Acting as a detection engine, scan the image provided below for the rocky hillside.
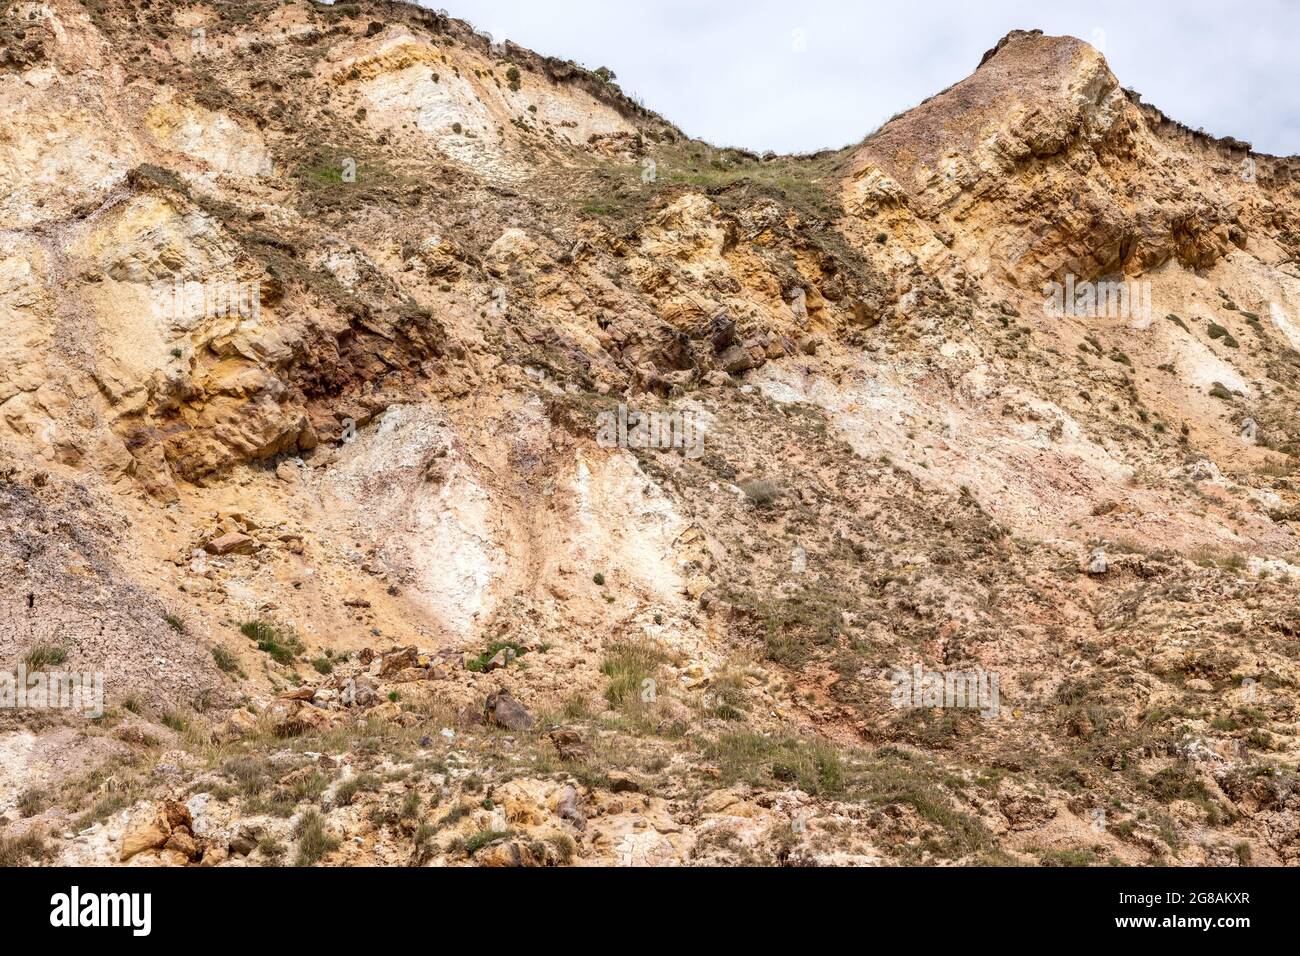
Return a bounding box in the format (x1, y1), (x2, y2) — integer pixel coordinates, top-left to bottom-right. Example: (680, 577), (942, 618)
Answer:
(2, 1), (1300, 868)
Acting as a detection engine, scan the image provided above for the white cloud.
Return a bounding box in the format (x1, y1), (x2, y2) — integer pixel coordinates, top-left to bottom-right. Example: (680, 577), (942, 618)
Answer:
(422, 0), (1299, 156)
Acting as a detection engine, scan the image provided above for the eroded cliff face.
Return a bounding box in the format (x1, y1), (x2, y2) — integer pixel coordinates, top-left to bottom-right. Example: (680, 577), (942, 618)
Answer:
(2, 4), (1300, 868)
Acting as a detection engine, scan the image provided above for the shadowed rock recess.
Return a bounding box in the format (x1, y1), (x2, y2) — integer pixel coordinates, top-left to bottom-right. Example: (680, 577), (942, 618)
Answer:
(1, 2), (1299, 868)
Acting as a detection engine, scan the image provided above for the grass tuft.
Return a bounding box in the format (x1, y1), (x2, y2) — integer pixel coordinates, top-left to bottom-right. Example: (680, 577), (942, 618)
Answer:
(293, 809), (340, 867)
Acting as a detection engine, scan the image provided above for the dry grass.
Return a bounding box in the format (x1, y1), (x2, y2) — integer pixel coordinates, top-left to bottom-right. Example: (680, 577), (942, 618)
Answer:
(600, 640), (670, 711)
(293, 809), (340, 866)
(22, 644), (66, 672)
(0, 830), (50, 866)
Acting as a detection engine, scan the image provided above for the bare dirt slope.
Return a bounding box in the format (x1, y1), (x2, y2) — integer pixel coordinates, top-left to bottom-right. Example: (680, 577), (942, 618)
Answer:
(2, 4), (1299, 868)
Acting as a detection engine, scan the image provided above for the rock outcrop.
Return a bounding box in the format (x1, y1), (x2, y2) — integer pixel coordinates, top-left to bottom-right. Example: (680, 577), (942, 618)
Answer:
(3, 2), (1299, 869)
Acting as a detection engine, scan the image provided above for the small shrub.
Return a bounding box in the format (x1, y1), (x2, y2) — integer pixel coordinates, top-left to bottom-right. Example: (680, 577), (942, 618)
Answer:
(223, 755), (277, 797)
(600, 640), (667, 709)
(294, 809), (340, 866)
(465, 641), (525, 673)
(1207, 323), (1239, 348)
(16, 789), (46, 818)
(740, 479), (782, 508)
(1147, 766), (1228, 824)
(1035, 847), (1100, 867)
(334, 773), (380, 807)
(1220, 552), (1247, 572)
(414, 822), (438, 864)
(703, 669), (749, 720)
(0, 831), (49, 866)
(706, 732), (845, 797)
(240, 621), (304, 666)
(548, 833), (576, 864)
(239, 620), (272, 641)
(462, 828), (512, 855)
(23, 644), (66, 672)
(212, 646), (241, 674)
(75, 792), (132, 831)
(1209, 383), (1235, 401)
(562, 693), (590, 720)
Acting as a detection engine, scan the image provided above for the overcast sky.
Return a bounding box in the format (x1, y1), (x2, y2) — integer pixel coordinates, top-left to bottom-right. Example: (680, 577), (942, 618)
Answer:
(421, 0), (1300, 157)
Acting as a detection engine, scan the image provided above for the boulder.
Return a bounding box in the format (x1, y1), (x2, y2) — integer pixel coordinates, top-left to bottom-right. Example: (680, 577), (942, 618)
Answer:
(607, 770), (642, 794)
(996, 780), (1058, 831)
(475, 839), (535, 867)
(484, 647), (515, 672)
(265, 698), (334, 737)
(120, 814), (169, 862)
(388, 667), (427, 684)
(228, 825), (263, 857)
(163, 828), (199, 860)
(379, 646), (420, 678)
(554, 785), (587, 831)
(204, 532), (257, 556)
(213, 708), (258, 742)
(350, 678), (380, 708)
(484, 690), (534, 730)
(161, 801), (192, 831)
(120, 800), (193, 862)
(367, 701), (403, 723)
(717, 342), (765, 375)
(707, 313), (736, 352)
(200, 844), (229, 867)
